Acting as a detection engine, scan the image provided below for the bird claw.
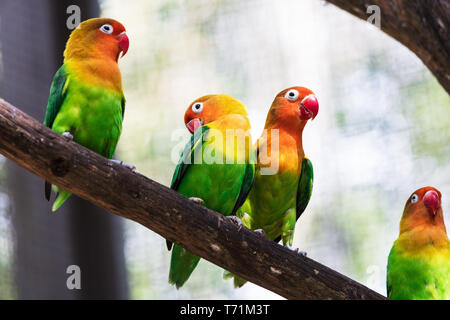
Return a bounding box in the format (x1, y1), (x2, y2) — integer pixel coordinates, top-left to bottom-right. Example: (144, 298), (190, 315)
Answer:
(284, 243), (295, 250)
(122, 163), (136, 172)
(62, 132), (73, 140)
(284, 244), (307, 256)
(110, 159), (136, 172)
(228, 216), (243, 231)
(254, 229), (265, 237)
(189, 197), (204, 205)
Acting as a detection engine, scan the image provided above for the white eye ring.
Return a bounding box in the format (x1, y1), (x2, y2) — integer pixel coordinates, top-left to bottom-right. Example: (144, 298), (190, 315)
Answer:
(411, 194), (419, 203)
(285, 89), (299, 102)
(100, 24), (114, 34)
(192, 102), (203, 114)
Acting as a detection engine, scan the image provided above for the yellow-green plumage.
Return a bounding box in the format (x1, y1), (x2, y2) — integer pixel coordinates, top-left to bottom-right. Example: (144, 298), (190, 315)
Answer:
(246, 158), (313, 244)
(386, 187), (450, 300)
(168, 96), (254, 288)
(43, 18), (127, 212)
(44, 62), (124, 211)
(225, 158), (313, 288)
(387, 240), (449, 299)
(46, 64), (124, 158)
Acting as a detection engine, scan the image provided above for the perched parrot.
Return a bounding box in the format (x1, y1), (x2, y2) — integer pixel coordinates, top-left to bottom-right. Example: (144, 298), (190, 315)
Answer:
(43, 18), (130, 211)
(224, 86), (319, 287)
(387, 187), (449, 300)
(167, 94), (255, 288)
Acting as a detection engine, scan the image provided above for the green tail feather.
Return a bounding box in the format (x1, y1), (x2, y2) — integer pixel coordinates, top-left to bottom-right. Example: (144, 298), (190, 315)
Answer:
(233, 276), (247, 288)
(168, 244), (201, 289)
(52, 189), (72, 212)
(223, 270), (247, 288)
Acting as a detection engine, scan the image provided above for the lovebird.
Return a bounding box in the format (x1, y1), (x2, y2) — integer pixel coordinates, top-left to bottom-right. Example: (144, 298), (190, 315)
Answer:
(167, 94), (255, 288)
(224, 86), (319, 287)
(43, 18), (130, 211)
(387, 187), (449, 300)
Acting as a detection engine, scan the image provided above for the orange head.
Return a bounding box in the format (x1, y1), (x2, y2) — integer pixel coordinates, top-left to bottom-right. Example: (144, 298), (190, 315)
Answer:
(184, 95), (248, 134)
(399, 186), (446, 235)
(64, 18), (129, 62)
(265, 86), (319, 129)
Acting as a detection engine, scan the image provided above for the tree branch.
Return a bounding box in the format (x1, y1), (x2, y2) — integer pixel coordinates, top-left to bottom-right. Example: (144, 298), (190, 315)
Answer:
(324, 0), (450, 94)
(0, 98), (386, 300)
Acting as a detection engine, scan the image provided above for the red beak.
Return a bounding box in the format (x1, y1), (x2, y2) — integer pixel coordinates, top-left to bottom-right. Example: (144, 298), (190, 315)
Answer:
(117, 32), (129, 57)
(186, 118), (203, 134)
(299, 94), (319, 121)
(423, 190), (440, 216)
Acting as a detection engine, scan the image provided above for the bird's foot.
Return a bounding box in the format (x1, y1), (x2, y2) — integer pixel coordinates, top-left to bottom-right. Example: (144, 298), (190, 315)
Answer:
(284, 244), (307, 256)
(110, 159), (136, 172)
(189, 197), (204, 205)
(254, 229), (266, 237)
(228, 216), (243, 231)
(62, 132), (73, 140)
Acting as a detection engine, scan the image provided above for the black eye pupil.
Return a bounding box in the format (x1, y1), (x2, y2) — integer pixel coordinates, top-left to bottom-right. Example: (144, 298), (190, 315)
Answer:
(289, 92), (294, 96)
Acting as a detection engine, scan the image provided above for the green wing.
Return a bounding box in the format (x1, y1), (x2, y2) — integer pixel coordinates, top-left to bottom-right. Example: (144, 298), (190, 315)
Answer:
(43, 65), (69, 129)
(231, 152), (255, 216)
(295, 157), (314, 220)
(44, 65), (69, 201)
(166, 126), (209, 250)
(170, 126), (209, 190)
(273, 157), (313, 244)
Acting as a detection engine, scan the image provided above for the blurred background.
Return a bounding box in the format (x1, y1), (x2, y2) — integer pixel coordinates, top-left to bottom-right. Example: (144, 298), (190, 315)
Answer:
(0, 0), (448, 299)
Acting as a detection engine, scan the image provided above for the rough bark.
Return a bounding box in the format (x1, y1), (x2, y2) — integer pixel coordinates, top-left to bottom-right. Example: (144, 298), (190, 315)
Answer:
(325, 0), (450, 94)
(0, 99), (386, 300)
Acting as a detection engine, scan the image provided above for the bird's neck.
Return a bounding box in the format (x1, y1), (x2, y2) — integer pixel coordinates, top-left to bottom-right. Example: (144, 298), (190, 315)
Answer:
(264, 121), (306, 159)
(256, 123), (306, 174)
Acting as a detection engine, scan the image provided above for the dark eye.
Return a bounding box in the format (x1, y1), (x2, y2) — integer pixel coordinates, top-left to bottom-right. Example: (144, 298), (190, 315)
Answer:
(411, 194), (419, 203)
(285, 89), (299, 101)
(192, 102), (203, 114)
(100, 24), (113, 34)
